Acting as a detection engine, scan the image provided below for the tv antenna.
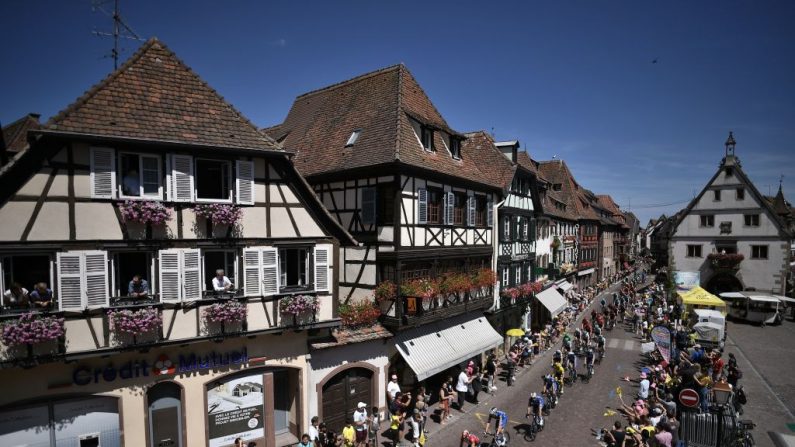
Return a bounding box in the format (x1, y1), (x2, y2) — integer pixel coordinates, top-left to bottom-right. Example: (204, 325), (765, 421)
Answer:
(92, 0), (144, 69)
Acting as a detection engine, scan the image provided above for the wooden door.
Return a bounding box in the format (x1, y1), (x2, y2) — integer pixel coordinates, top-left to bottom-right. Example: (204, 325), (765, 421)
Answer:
(322, 368), (373, 433)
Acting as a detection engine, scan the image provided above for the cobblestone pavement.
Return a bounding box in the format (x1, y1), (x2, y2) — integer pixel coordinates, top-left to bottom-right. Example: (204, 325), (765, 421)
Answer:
(424, 283), (638, 447)
(723, 314), (795, 446)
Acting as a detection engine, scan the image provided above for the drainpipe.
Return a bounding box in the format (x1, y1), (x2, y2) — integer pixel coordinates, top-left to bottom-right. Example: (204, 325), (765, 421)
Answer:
(490, 197), (506, 313)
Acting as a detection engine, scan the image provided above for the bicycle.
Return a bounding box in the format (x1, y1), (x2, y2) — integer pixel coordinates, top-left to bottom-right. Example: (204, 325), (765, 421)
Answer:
(732, 419), (755, 447)
(567, 366), (577, 384)
(520, 414), (543, 441)
(482, 430), (510, 447)
(582, 363), (594, 383)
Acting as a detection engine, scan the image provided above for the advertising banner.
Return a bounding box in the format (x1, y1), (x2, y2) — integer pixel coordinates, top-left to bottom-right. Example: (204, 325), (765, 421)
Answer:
(207, 374), (264, 447)
(651, 326), (672, 363)
(674, 271), (700, 291)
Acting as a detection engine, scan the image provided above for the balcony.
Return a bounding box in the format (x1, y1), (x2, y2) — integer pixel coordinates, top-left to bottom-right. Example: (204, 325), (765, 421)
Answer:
(707, 253), (744, 271)
(380, 287), (494, 329)
(578, 261), (596, 269)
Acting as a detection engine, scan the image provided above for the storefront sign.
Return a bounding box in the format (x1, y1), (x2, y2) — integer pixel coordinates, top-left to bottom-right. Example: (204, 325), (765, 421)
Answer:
(207, 373), (264, 447)
(73, 347), (248, 386)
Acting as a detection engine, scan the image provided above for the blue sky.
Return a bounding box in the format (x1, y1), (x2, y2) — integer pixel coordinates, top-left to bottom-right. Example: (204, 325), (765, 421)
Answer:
(2, 1), (794, 224)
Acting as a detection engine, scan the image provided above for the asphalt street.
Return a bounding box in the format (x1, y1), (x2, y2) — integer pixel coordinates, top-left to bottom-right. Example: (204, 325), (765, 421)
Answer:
(426, 283), (639, 447)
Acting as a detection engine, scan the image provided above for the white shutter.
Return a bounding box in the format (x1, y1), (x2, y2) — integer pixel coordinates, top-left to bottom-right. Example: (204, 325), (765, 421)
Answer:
(243, 248), (262, 297)
(361, 187), (376, 226)
(84, 251), (109, 308)
(236, 160), (255, 205)
(314, 246), (330, 292)
(417, 188), (428, 224)
(487, 197), (494, 227)
(57, 252), (84, 310)
(170, 154), (194, 202)
(90, 147), (116, 199)
(445, 192), (454, 225)
(261, 247), (279, 296)
(182, 249), (201, 301)
(467, 195), (476, 227)
(158, 250), (181, 303)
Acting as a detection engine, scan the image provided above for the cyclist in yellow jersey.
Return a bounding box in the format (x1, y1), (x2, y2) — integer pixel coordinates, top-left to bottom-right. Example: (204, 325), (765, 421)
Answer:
(552, 361), (565, 394)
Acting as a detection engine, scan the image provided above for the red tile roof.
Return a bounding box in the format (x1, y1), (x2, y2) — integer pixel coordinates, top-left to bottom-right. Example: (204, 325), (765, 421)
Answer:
(596, 194), (628, 228)
(269, 64), (504, 189)
(538, 160), (599, 221)
(43, 38), (280, 152)
(462, 131), (516, 191)
(2, 113), (40, 154)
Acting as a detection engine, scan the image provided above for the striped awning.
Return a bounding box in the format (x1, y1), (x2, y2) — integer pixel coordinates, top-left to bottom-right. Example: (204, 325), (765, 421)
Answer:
(394, 313), (502, 381)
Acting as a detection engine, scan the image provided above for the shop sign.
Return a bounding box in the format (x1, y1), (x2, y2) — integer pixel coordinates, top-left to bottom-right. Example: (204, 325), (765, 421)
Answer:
(207, 373), (265, 447)
(73, 347), (248, 386)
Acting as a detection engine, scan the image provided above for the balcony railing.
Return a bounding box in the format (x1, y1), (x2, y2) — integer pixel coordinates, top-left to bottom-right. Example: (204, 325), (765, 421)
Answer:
(381, 286), (493, 329)
(707, 253), (744, 271)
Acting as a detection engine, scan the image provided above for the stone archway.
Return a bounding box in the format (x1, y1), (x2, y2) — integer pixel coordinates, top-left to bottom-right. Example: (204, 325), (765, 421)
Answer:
(706, 273), (743, 295)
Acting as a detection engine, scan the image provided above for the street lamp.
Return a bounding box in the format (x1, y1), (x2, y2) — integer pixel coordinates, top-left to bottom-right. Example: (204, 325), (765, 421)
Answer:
(712, 381), (734, 447)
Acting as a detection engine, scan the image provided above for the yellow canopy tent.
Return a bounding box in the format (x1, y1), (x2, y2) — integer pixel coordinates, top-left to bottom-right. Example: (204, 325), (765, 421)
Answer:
(677, 287), (728, 315)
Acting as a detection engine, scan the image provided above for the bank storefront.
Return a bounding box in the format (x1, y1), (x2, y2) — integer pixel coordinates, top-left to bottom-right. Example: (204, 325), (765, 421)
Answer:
(0, 335), (308, 447)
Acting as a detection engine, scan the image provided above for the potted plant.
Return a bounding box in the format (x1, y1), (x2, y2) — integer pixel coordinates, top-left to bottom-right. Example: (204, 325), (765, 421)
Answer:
(193, 203), (243, 237)
(338, 301), (381, 329)
(117, 200), (172, 238)
(107, 307), (162, 345)
(202, 301), (248, 335)
(707, 252), (744, 269)
(279, 294), (319, 326)
(1, 312), (65, 358)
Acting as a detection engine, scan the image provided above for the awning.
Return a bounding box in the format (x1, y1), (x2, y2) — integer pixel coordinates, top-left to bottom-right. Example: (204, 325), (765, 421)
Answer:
(578, 268), (595, 276)
(555, 280), (573, 292)
(536, 287), (567, 317)
(394, 313), (503, 381)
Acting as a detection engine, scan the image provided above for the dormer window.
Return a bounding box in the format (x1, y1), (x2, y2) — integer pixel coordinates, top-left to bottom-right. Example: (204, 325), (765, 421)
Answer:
(552, 183), (562, 191)
(450, 138), (461, 159)
(345, 129), (361, 147)
(421, 126), (434, 151)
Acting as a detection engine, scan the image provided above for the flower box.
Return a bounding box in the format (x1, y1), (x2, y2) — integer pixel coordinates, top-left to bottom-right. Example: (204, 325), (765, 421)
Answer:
(202, 301), (247, 335)
(339, 301), (381, 329)
(279, 295), (319, 326)
(118, 201), (172, 226)
(1, 313), (65, 359)
(707, 253), (744, 269)
(193, 204), (242, 236)
(108, 307), (162, 345)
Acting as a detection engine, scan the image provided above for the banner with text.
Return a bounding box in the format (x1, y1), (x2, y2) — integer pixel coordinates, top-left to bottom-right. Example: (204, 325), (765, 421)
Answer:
(674, 271), (700, 291)
(207, 373), (264, 447)
(651, 326), (672, 363)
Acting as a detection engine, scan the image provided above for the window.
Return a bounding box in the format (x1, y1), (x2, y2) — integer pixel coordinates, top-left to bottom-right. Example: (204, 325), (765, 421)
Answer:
(502, 269), (509, 287)
(751, 245), (768, 259)
(515, 265), (522, 286)
(203, 251), (237, 292)
(453, 193), (466, 225)
(700, 215), (715, 227)
(1, 255), (51, 307)
(503, 216), (511, 240)
(119, 153), (162, 198)
(148, 382), (184, 447)
(377, 184), (395, 224)
(713, 190), (721, 201)
(158, 249), (201, 302)
(450, 138), (461, 159)
(57, 251), (109, 310)
(475, 196), (487, 226)
(420, 126), (434, 150)
(426, 189), (443, 224)
(361, 187), (377, 226)
(552, 183), (562, 191)
(345, 129), (361, 147)
(279, 248), (308, 289)
(744, 214), (760, 227)
(195, 159), (231, 201)
(687, 245), (701, 258)
(736, 188), (745, 200)
(112, 252), (152, 297)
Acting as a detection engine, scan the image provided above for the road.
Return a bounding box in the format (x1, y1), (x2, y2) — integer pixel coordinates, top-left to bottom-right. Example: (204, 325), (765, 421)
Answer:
(426, 283), (641, 446)
(723, 314), (795, 446)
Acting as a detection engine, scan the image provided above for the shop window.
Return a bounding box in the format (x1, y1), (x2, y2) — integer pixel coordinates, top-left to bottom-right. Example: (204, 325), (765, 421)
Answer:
(1, 254), (51, 307)
(279, 248), (308, 290)
(112, 252), (153, 297)
(148, 382), (184, 447)
(204, 250), (237, 292)
(195, 159), (232, 201)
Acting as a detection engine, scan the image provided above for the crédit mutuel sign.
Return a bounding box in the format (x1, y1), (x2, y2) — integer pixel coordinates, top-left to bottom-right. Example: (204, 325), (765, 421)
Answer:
(71, 347), (251, 386)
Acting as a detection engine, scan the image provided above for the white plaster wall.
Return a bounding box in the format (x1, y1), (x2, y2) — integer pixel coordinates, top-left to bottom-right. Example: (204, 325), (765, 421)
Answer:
(75, 203), (124, 240)
(0, 202), (35, 240)
(28, 202), (69, 240)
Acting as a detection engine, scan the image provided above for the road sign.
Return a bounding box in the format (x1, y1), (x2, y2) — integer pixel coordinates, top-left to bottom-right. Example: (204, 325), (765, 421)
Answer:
(679, 388), (700, 408)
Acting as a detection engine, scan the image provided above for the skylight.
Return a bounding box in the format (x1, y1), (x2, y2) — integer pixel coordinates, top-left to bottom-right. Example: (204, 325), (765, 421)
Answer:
(345, 130), (361, 147)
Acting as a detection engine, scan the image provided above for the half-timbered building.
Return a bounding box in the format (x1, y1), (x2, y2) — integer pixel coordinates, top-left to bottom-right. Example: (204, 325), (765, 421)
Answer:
(268, 64), (504, 390)
(0, 39), (358, 447)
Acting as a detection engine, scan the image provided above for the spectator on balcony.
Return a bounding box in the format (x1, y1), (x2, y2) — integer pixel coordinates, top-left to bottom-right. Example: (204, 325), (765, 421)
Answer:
(128, 274), (150, 298)
(3, 282), (30, 308)
(29, 282), (53, 309)
(212, 269), (235, 293)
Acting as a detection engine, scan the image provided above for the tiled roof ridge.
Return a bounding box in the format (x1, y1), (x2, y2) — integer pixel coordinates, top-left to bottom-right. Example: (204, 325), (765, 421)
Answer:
(295, 64), (403, 100)
(398, 66), (452, 131)
(394, 64), (405, 162)
(45, 37), (279, 149)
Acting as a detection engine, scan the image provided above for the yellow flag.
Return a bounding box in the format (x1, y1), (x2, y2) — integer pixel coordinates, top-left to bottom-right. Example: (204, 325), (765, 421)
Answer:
(616, 387), (622, 396)
(604, 409), (617, 417)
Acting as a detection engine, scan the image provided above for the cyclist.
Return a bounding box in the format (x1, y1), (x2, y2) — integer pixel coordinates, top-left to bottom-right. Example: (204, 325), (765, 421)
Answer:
(542, 374), (556, 401)
(459, 430), (480, 447)
(552, 349), (562, 364)
(562, 332), (572, 353)
(487, 407), (509, 446)
(525, 392), (545, 429)
(552, 359), (565, 394)
(566, 349), (577, 383)
(596, 333), (606, 359)
(585, 348), (595, 378)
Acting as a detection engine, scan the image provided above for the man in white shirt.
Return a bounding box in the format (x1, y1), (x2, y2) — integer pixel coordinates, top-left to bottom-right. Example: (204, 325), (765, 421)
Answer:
(353, 402), (368, 447)
(387, 374), (401, 405)
(455, 368), (471, 412)
(212, 269), (234, 293)
(638, 372), (650, 400)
